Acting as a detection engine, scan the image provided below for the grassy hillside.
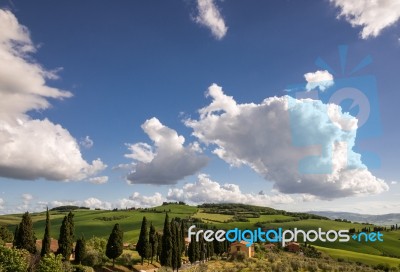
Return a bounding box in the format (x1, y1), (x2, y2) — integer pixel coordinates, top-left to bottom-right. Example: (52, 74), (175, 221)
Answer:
(315, 245), (400, 267)
(1, 203), (399, 267)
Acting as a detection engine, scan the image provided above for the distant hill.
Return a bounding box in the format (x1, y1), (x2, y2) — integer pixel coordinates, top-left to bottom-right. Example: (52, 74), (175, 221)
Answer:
(308, 211), (400, 226)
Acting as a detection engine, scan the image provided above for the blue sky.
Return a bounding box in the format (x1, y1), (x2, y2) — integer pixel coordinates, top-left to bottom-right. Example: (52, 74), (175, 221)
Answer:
(0, 0), (399, 214)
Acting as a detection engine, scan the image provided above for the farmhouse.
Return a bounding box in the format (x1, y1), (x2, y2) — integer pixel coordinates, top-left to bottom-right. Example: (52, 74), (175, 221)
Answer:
(229, 241), (255, 258)
(36, 238), (59, 253)
(286, 242), (300, 253)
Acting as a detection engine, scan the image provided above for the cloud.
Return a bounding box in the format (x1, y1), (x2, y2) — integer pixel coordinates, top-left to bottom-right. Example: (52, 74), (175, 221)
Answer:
(331, 0), (400, 39)
(18, 193), (33, 211)
(82, 197), (112, 210)
(45, 198), (112, 210)
(304, 70), (334, 92)
(391, 181), (398, 185)
(185, 84), (388, 199)
(124, 117), (208, 185)
(116, 192), (165, 209)
(194, 0), (228, 40)
(88, 176), (109, 184)
(167, 174), (294, 206)
(22, 193), (33, 202)
(80, 136), (94, 149)
(0, 198), (4, 210)
(0, 9), (106, 181)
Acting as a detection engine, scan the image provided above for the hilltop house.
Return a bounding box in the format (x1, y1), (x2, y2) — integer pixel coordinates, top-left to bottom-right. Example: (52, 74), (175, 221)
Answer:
(286, 242), (300, 253)
(229, 241), (255, 258)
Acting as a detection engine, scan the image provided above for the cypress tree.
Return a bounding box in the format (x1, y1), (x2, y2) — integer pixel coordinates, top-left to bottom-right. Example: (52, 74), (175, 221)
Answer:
(15, 212), (37, 253)
(160, 213), (172, 267)
(180, 221), (185, 255)
(41, 207), (51, 257)
(188, 240), (195, 264)
(199, 235), (205, 262)
(195, 234), (201, 262)
(156, 233), (162, 262)
(171, 219), (178, 271)
(207, 241), (214, 260)
(136, 216), (150, 265)
(75, 235), (86, 264)
(57, 211), (74, 260)
(149, 222), (157, 264)
(106, 223), (123, 267)
(174, 222), (182, 271)
(13, 225), (19, 248)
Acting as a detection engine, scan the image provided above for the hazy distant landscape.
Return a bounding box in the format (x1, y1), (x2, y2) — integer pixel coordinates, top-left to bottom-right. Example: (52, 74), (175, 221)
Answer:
(309, 211), (400, 226)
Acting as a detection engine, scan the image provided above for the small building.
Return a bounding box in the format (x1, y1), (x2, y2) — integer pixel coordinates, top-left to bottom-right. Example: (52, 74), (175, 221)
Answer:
(36, 238), (59, 253)
(286, 242), (300, 253)
(229, 241), (255, 258)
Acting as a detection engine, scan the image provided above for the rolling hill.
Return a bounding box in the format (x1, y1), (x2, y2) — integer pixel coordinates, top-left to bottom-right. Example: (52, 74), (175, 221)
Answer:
(1, 203), (399, 267)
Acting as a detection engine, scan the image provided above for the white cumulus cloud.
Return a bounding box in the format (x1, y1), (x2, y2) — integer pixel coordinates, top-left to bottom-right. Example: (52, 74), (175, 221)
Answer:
(0, 198), (4, 210)
(331, 0), (400, 39)
(167, 174), (294, 206)
(124, 117), (208, 185)
(194, 0), (228, 40)
(88, 176), (109, 184)
(0, 9), (106, 181)
(115, 192), (165, 209)
(185, 84), (388, 199)
(304, 70), (334, 92)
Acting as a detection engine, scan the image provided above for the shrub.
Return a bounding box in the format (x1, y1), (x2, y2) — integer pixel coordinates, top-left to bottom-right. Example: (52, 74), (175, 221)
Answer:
(117, 253), (133, 266)
(236, 251), (246, 262)
(0, 245), (29, 272)
(82, 249), (104, 267)
(37, 253), (64, 272)
(73, 264), (94, 272)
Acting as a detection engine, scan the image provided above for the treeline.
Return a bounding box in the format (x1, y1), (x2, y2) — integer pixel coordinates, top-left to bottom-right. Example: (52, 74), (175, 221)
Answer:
(135, 213), (229, 271)
(50, 206), (89, 212)
(0, 208), (125, 271)
(198, 203), (329, 221)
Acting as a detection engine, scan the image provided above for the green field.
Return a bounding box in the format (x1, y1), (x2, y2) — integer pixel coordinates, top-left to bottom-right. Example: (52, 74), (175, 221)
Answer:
(316, 245), (400, 267)
(1, 203), (399, 267)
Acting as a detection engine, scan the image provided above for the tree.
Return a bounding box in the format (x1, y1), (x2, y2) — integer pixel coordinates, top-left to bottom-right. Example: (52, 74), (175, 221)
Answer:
(156, 233), (162, 262)
(188, 240), (195, 264)
(149, 222), (157, 264)
(106, 223), (123, 267)
(13, 225), (19, 247)
(15, 212), (36, 253)
(171, 220), (181, 271)
(180, 221), (185, 255)
(41, 207), (51, 257)
(160, 213), (172, 267)
(136, 216), (150, 265)
(0, 225), (13, 243)
(75, 236), (86, 264)
(57, 211), (74, 260)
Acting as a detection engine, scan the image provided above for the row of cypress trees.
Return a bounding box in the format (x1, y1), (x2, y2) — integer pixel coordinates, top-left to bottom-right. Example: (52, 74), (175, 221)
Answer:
(13, 207), (124, 267)
(13, 208), (76, 259)
(136, 213), (230, 271)
(137, 213), (185, 271)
